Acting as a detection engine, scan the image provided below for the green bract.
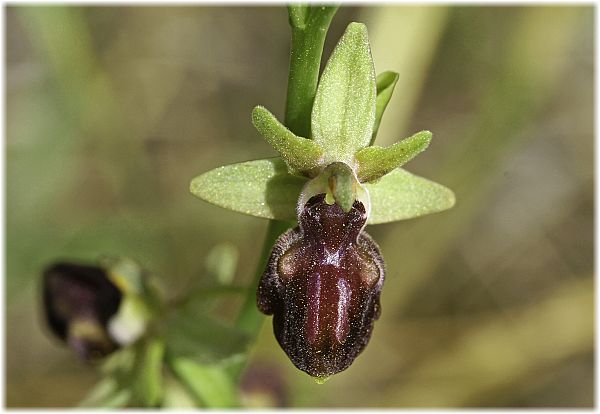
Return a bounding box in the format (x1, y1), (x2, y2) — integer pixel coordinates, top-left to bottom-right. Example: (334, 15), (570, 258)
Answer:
(190, 21), (455, 224)
(372, 71), (399, 143)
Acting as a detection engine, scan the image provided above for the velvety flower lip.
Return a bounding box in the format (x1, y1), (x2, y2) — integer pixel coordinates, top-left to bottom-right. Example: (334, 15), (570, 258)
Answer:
(43, 262), (122, 361)
(257, 194), (385, 378)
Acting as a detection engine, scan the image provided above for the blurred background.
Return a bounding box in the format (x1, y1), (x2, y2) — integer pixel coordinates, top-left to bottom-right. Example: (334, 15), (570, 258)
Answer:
(6, 5), (593, 408)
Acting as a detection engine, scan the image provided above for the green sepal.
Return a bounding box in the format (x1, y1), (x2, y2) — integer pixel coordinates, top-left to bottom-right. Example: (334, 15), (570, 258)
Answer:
(311, 22), (377, 165)
(366, 168), (455, 224)
(251, 106), (324, 177)
(372, 71), (399, 143)
(100, 256), (145, 296)
(190, 158), (306, 221)
(356, 130), (432, 183)
(99, 256), (161, 347)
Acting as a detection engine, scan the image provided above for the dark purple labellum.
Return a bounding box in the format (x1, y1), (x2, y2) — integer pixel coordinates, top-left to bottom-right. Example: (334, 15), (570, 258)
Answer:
(257, 194), (385, 378)
(43, 262), (122, 361)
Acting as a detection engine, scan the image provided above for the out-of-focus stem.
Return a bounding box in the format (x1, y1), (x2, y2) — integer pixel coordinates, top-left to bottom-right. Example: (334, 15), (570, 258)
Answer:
(234, 220), (291, 335)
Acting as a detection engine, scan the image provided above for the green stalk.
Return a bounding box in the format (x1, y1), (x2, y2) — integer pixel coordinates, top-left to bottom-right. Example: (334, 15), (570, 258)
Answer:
(228, 5), (338, 381)
(234, 219), (292, 335)
(285, 5), (339, 137)
(227, 223), (291, 383)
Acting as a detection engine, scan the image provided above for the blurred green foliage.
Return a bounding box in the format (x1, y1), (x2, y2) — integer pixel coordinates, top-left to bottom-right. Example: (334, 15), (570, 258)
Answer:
(6, 5), (593, 408)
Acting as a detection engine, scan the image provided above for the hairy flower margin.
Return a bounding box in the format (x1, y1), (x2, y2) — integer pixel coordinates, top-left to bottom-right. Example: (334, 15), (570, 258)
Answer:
(190, 21), (455, 379)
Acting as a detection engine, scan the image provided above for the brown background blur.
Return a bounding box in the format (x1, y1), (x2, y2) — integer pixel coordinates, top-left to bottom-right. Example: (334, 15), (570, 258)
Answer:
(6, 5), (593, 408)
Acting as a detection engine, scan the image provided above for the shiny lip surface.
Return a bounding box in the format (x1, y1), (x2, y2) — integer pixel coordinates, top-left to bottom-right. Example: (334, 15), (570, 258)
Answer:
(258, 194), (385, 377)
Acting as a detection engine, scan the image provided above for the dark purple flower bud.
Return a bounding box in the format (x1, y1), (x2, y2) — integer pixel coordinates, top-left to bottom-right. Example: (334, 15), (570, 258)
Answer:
(43, 262), (122, 362)
(257, 194), (385, 378)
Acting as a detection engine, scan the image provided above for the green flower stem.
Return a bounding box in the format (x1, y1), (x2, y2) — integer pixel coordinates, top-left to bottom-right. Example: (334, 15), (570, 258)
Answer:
(234, 219), (292, 335)
(285, 5), (339, 137)
(228, 220), (292, 381)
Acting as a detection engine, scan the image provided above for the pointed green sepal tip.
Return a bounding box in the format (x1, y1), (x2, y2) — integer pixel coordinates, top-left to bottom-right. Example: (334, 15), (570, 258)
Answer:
(311, 21), (377, 165)
(251, 106), (324, 177)
(372, 71), (400, 143)
(356, 130), (432, 183)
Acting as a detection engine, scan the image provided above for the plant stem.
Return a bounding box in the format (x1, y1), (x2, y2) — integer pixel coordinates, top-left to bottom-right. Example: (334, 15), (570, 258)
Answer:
(285, 5), (339, 138)
(234, 219), (291, 334)
(227, 220), (290, 381)
(228, 5), (338, 382)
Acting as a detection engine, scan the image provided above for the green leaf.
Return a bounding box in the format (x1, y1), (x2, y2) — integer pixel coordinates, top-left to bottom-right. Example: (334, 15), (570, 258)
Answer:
(356, 130), (432, 183)
(251, 106), (324, 176)
(168, 357), (239, 408)
(190, 158), (306, 221)
(78, 378), (131, 408)
(372, 71), (399, 143)
(311, 22), (377, 165)
(131, 338), (165, 407)
(82, 347), (135, 408)
(366, 168), (455, 224)
(162, 376), (198, 408)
